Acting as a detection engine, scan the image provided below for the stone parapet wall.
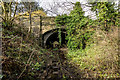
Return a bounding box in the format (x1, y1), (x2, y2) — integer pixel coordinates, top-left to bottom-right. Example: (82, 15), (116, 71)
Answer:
(16, 16), (57, 36)
(15, 15), (66, 39)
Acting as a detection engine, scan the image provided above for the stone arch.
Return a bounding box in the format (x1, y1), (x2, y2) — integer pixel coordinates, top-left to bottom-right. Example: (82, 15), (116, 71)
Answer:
(42, 28), (67, 48)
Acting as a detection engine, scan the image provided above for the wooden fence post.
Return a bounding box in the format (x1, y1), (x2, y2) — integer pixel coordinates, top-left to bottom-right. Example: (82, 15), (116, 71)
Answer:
(39, 15), (42, 46)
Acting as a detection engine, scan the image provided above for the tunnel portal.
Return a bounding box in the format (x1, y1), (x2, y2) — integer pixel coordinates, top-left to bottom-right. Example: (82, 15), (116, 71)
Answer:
(42, 28), (67, 48)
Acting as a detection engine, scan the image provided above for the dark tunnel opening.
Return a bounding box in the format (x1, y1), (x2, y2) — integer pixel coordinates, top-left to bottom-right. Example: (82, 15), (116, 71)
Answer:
(46, 32), (67, 48)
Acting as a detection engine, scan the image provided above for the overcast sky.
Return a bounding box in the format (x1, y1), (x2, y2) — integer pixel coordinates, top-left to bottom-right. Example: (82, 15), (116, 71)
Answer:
(6, 0), (119, 19)
(37, 0), (97, 19)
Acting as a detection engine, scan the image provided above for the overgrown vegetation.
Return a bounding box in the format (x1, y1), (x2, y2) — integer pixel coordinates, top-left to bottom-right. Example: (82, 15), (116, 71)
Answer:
(0, 0), (119, 79)
(56, 2), (94, 49)
(56, 1), (120, 78)
(2, 18), (80, 79)
(1, 1), (83, 79)
(67, 27), (119, 78)
(2, 20), (49, 79)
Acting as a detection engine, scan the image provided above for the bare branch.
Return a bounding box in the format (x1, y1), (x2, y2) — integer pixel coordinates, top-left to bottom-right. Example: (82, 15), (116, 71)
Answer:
(12, 2), (18, 21)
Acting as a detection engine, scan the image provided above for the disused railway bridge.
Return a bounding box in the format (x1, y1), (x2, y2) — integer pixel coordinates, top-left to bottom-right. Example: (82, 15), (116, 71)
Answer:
(17, 16), (67, 48)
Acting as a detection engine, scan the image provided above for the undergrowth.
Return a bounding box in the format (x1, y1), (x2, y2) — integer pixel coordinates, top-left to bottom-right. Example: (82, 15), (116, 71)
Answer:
(67, 27), (120, 78)
(2, 21), (83, 80)
(2, 23), (58, 80)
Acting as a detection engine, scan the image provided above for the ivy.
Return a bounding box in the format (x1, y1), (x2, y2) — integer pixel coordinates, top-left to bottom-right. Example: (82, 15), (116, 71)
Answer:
(90, 2), (119, 31)
(55, 14), (71, 26)
(56, 2), (94, 49)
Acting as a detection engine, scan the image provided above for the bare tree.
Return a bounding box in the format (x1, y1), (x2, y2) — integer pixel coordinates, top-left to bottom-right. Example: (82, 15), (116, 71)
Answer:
(39, 0), (74, 16)
(0, 0), (18, 24)
(21, 0), (43, 33)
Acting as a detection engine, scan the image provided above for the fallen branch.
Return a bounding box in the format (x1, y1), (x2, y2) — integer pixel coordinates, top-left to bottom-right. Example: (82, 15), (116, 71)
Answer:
(17, 49), (36, 80)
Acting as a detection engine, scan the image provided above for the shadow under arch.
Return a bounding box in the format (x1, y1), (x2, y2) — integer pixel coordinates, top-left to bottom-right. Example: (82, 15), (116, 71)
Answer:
(42, 28), (67, 48)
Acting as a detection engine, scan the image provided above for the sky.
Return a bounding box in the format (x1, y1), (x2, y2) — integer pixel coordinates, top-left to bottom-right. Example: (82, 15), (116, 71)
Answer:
(37, 0), (118, 19)
(2, 0), (119, 19)
(37, 0), (97, 19)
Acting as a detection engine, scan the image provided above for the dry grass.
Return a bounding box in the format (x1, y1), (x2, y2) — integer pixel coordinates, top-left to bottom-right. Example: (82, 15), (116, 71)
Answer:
(67, 27), (120, 78)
